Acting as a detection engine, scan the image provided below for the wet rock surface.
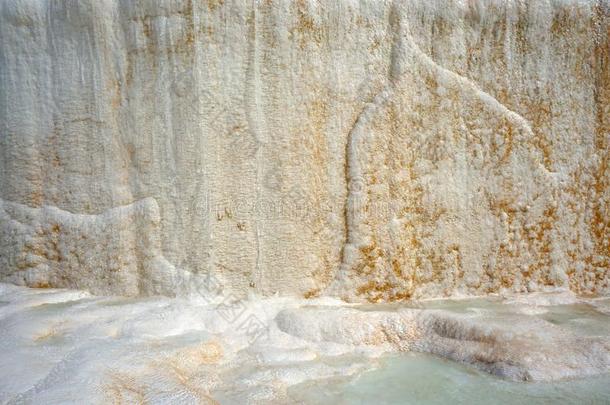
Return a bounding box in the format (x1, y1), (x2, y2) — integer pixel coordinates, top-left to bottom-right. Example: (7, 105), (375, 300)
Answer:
(1, 284), (608, 403)
(276, 298), (610, 382)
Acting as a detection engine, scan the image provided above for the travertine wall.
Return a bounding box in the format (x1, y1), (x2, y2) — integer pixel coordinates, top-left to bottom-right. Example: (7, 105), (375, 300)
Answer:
(0, 0), (608, 300)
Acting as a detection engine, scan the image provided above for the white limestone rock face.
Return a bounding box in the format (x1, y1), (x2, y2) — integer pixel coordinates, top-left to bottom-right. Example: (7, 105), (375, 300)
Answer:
(0, 198), (195, 296)
(0, 0), (608, 300)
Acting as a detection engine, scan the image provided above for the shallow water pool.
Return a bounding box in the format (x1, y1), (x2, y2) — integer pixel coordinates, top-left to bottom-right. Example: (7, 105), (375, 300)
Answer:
(289, 352), (610, 404)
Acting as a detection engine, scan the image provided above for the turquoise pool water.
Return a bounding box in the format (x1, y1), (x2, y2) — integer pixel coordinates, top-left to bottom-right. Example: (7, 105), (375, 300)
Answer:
(290, 352), (610, 404)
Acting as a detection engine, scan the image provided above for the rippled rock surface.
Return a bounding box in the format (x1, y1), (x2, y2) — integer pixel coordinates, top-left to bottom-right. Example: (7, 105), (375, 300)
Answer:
(0, 0), (608, 300)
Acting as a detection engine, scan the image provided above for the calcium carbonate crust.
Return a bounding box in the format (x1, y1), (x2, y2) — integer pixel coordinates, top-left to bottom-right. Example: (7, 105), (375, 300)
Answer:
(0, 0), (608, 300)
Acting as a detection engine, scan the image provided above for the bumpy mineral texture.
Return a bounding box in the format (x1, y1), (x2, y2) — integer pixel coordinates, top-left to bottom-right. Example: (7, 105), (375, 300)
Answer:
(0, 0), (608, 300)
